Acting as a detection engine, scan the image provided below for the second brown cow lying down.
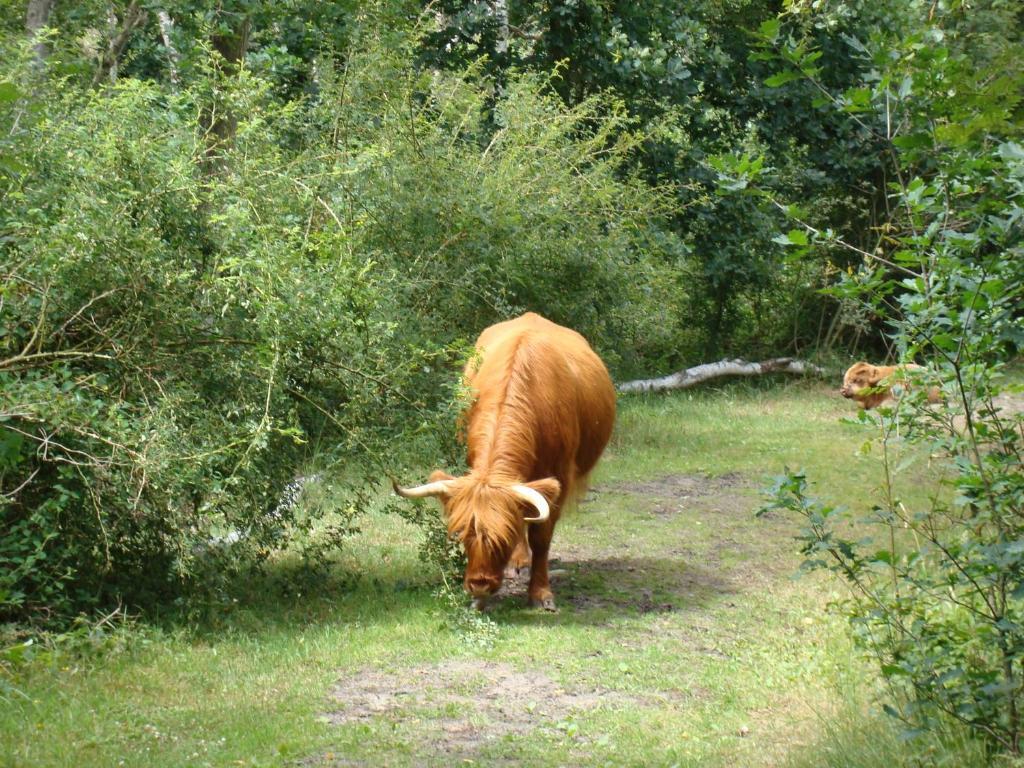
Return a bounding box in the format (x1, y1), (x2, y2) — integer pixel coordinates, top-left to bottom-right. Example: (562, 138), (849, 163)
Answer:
(841, 361), (943, 410)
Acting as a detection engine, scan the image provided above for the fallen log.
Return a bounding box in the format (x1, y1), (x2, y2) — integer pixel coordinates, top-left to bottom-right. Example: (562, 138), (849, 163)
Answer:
(617, 357), (826, 394)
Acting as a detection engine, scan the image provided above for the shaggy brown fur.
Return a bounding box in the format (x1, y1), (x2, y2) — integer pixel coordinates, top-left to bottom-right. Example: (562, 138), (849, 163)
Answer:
(402, 313), (616, 609)
(840, 361), (940, 410)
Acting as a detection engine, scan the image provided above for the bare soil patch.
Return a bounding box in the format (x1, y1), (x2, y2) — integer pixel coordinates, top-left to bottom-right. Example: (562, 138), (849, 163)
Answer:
(599, 472), (751, 519)
(322, 659), (625, 757)
(608, 471), (747, 499)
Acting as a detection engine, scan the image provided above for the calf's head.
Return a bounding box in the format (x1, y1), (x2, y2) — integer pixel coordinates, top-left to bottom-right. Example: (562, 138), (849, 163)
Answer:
(840, 362), (879, 399)
(394, 472), (560, 602)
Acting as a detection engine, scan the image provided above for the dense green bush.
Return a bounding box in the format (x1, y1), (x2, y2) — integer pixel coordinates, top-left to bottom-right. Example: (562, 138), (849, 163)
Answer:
(0, 66), (439, 619)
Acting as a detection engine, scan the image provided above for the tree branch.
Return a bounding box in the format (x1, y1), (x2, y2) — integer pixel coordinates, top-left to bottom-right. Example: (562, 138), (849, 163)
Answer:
(508, 23), (542, 41)
(617, 357), (825, 394)
(91, 1), (148, 88)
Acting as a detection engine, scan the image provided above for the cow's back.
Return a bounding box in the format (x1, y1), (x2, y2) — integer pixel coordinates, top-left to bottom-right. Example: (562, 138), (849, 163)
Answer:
(465, 313), (615, 488)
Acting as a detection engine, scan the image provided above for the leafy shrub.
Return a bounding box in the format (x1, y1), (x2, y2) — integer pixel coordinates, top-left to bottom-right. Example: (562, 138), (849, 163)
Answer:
(754, 0), (1024, 756)
(307, 37), (686, 375)
(0, 69), (438, 619)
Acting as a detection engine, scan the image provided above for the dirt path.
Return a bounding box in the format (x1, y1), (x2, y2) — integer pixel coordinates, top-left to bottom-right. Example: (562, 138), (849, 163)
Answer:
(313, 471), (813, 766)
(324, 660), (627, 758)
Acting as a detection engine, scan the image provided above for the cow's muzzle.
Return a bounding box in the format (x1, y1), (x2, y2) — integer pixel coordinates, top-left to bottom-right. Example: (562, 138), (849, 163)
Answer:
(466, 574), (501, 598)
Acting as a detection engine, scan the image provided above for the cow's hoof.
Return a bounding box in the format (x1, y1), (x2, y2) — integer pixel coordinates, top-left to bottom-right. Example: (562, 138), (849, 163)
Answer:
(529, 595), (557, 612)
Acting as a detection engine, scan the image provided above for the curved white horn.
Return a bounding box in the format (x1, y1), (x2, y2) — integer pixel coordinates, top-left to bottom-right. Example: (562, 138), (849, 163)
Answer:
(511, 485), (550, 523)
(391, 478), (454, 499)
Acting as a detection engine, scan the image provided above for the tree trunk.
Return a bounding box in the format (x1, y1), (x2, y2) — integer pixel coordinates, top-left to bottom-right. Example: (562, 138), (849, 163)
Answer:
(25, 0), (56, 65)
(491, 0), (509, 55)
(617, 358), (826, 394)
(156, 9), (180, 86)
(704, 286), (729, 360)
(211, 15), (251, 66)
(91, 1), (148, 87)
(546, 2), (582, 102)
(202, 15), (251, 164)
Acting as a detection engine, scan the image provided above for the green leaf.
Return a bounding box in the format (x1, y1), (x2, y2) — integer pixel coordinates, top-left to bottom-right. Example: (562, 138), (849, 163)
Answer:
(758, 19), (780, 43)
(764, 70), (800, 88)
(0, 82), (20, 103)
(787, 229), (808, 246)
(801, 51), (823, 68)
(840, 34), (868, 54)
(0, 155), (29, 176)
(843, 87), (872, 111)
(871, 549), (893, 565)
(892, 133), (932, 150)
(0, 428), (25, 470)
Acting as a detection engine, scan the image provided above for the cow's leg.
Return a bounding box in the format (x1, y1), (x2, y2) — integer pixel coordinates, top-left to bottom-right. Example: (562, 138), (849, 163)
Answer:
(505, 531), (531, 579)
(527, 518), (557, 611)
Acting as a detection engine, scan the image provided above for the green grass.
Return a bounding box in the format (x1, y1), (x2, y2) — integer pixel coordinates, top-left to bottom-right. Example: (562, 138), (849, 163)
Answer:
(0, 379), (992, 767)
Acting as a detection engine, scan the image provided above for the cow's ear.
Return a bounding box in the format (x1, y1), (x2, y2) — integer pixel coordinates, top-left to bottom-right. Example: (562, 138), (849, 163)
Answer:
(525, 477), (561, 504)
(428, 470), (457, 484)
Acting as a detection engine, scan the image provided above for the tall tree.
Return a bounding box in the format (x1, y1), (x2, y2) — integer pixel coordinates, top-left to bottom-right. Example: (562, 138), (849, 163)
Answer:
(25, 0), (55, 64)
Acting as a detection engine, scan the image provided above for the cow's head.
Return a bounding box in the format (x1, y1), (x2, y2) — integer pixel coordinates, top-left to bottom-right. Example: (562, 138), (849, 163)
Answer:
(393, 472), (560, 606)
(840, 361), (879, 399)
